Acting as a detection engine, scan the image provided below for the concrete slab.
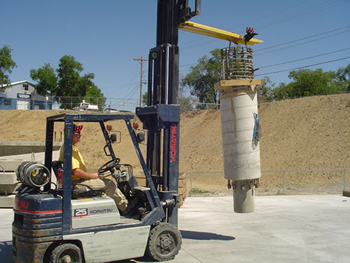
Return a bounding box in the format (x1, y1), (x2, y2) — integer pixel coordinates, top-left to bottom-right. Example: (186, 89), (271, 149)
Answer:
(0, 195), (349, 263)
(0, 195), (15, 208)
(0, 151), (60, 163)
(0, 141), (62, 156)
(176, 195), (350, 263)
(0, 151), (60, 208)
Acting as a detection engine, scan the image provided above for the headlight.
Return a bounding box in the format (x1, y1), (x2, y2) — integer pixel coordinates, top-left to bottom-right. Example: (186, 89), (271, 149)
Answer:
(16, 161), (50, 188)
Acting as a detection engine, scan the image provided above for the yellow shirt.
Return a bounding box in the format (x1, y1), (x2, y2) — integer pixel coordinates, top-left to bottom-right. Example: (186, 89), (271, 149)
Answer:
(59, 144), (87, 181)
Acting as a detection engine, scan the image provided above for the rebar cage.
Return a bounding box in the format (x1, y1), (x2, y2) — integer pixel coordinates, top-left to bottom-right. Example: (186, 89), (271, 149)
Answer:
(221, 46), (254, 80)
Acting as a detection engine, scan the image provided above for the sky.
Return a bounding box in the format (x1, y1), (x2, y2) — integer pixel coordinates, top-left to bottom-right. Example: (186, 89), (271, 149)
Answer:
(1, 0), (349, 108)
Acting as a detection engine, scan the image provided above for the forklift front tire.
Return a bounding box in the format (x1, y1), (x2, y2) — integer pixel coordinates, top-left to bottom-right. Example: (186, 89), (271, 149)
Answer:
(50, 243), (83, 263)
(146, 223), (182, 262)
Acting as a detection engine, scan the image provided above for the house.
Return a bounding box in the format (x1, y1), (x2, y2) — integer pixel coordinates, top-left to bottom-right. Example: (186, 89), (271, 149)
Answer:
(0, 80), (53, 110)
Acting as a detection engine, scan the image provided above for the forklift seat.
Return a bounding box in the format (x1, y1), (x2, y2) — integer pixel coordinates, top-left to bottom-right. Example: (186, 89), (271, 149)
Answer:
(51, 161), (103, 198)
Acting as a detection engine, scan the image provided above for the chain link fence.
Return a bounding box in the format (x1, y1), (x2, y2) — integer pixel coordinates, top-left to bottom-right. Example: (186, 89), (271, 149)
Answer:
(53, 96), (139, 112)
(52, 96), (220, 112)
(50, 92), (349, 112)
(185, 168), (350, 196)
(189, 102), (220, 111)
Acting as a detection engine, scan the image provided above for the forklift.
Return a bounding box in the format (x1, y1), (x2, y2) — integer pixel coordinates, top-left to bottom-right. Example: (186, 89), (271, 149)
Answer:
(12, 1), (201, 262)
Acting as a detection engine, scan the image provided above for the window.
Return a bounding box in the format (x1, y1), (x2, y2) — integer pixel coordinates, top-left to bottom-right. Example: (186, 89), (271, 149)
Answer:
(23, 84), (29, 91)
(4, 98), (11, 105)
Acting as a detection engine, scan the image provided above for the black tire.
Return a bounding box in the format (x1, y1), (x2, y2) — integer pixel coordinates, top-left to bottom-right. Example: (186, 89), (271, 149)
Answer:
(146, 223), (182, 262)
(50, 243), (83, 263)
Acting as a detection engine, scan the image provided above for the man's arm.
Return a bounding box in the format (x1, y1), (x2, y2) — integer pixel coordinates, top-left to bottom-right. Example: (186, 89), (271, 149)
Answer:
(72, 168), (98, 180)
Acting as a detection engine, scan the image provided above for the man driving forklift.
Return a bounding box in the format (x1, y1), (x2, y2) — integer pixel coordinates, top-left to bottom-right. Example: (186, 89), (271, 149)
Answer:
(58, 124), (138, 215)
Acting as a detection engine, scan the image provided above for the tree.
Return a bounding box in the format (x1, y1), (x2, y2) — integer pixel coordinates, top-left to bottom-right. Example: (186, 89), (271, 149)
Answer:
(56, 55), (84, 97)
(84, 82), (106, 110)
(142, 91), (148, 106)
(177, 85), (197, 112)
(0, 45), (17, 90)
(268, 65), (350, 101)
(31, 55), (106, 109)
(272, 82), (291, 100)
(181, 48), (221, 104)
(30, 63), (57, 96)
(287, 68), (336, 97)
(258, 76), (275, 102)
(78, 72), (95, 97)
(335, 63), (350, 92)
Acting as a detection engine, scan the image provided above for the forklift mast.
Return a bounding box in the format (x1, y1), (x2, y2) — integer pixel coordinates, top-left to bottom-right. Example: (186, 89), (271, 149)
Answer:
(136, 0), (200, 226)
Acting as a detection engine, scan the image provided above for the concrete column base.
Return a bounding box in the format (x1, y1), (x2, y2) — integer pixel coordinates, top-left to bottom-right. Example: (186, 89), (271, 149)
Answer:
(233, 180), (255, 213)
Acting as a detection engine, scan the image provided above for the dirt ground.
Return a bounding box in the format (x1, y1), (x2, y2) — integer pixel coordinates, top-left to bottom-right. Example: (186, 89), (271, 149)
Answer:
(1, 94), (350, 195)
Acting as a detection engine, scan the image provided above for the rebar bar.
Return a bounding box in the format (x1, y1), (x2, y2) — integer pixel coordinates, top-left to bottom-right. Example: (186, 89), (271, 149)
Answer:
(221, 46), (254, 80)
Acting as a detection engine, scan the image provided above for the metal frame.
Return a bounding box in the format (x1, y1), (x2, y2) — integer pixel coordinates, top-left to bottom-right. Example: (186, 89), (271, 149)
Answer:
(140, 0), (201, 227)
(45, 113), (166, 234)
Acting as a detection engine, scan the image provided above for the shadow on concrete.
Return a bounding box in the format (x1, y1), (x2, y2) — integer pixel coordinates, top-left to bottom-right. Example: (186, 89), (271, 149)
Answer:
(180, 230), (235, 241)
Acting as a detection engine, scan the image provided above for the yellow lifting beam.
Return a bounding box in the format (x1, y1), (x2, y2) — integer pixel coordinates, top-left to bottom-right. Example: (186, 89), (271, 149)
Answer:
(179, 21), (263, 45)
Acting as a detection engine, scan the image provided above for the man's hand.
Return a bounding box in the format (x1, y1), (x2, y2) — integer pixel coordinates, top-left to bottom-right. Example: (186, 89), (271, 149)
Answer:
(98, 170), (112, 179)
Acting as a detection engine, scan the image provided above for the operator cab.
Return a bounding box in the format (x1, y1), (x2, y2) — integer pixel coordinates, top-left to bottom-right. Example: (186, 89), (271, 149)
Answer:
(47, 114), (149, 222)
(14, 113), (166, 225)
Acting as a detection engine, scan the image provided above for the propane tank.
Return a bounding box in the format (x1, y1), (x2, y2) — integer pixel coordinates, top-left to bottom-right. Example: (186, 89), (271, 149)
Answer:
(16, 161), (50, 188)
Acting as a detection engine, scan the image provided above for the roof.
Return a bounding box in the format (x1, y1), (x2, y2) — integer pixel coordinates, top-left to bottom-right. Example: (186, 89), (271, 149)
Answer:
(0, 80), (36, 88)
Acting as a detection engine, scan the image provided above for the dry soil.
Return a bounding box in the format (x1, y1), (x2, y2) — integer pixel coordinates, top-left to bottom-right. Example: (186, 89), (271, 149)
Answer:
(1, 94), (350, 195)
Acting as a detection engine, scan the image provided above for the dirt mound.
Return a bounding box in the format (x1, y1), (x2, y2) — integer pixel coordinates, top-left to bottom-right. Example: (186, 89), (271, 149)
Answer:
(1, 94), (350, 194)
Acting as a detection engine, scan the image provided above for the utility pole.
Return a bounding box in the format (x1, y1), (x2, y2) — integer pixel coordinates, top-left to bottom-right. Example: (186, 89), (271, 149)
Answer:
(133, 56), (148, 107)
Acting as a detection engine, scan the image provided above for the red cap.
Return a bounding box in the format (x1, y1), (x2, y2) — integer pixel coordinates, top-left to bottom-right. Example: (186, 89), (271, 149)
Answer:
(74, 124), (83, 133)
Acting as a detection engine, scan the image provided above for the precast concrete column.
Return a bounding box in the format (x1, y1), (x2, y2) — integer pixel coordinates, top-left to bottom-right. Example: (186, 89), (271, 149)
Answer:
(214, 79), (263, 213)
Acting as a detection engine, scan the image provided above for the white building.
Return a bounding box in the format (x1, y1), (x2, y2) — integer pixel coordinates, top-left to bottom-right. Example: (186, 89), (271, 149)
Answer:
(0, 80), (53, 110)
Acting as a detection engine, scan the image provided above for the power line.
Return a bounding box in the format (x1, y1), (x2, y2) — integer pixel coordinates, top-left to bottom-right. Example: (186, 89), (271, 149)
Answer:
(256, 0), (349, 29)
(259, 48), (350, 69)
(181, 1), (349, 52)
(256, 29), (350, 57)
(103, 72), (140, 95)
(124, 83), (140, 102)
(256, 56), (350, 77)
(180, 1), (311, 49)
(133, 56), (148, 107)
(180, 32), (350, 72)
(232, 0), (310, 30)
(180, 26), (350, 69)
(255, 26), (350, 52)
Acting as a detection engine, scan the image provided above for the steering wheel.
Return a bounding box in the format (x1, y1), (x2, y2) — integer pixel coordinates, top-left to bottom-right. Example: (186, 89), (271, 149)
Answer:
(98, 158), (120, 174)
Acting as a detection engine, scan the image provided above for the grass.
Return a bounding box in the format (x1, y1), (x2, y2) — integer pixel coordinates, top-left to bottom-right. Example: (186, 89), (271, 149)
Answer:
(189, 188), (215, 196)
(276, 190), (286, 195)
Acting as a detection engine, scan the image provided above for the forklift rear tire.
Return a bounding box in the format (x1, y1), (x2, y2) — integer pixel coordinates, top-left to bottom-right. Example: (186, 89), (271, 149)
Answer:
(146, 223), (182, 262)
(50, 243), (83, 263)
